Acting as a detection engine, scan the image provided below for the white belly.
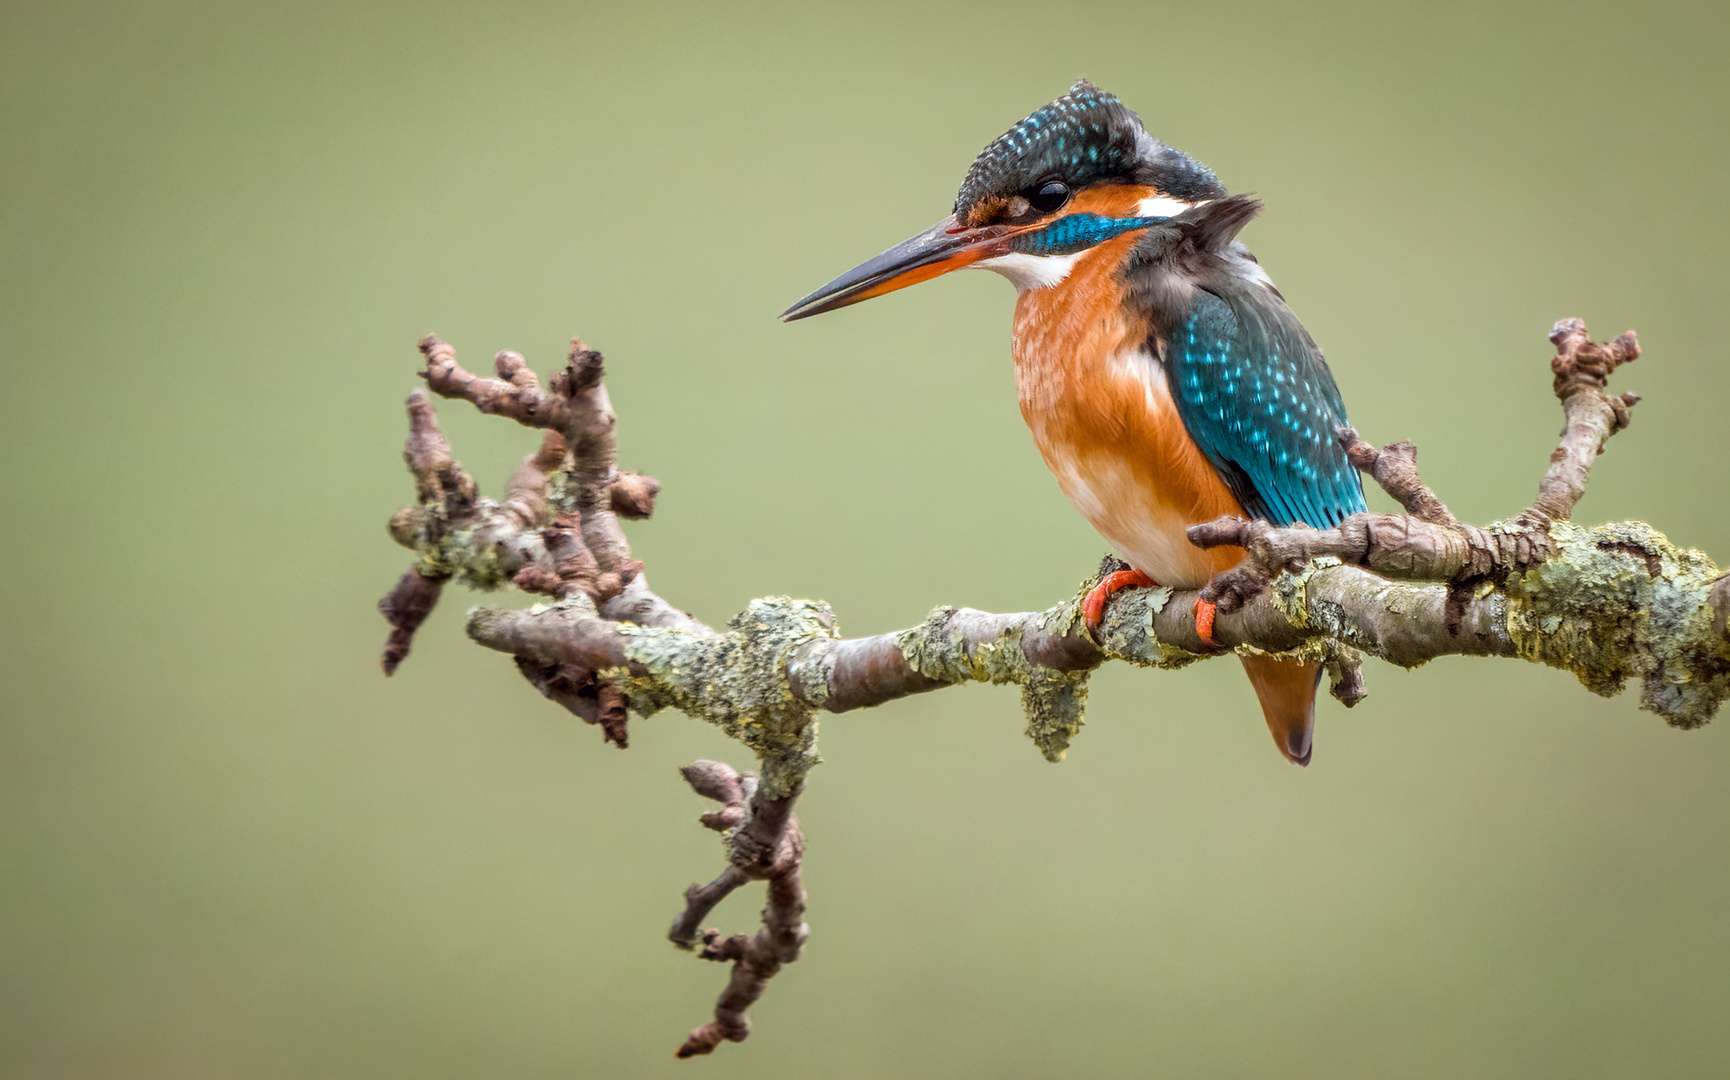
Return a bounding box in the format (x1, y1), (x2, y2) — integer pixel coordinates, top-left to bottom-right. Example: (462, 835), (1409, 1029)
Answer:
(1046, 451), (1224, 589)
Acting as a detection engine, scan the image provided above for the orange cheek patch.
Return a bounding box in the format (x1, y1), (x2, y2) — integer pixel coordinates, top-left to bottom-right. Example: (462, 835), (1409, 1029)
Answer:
(1062, 184), (1160, 219)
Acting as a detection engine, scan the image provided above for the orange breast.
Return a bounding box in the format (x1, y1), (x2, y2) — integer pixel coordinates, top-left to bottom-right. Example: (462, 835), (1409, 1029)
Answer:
(1011, 226), (1245, 588)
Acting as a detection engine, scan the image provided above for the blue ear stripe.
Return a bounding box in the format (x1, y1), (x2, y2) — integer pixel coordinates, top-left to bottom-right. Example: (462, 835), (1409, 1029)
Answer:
(1012, 213), (1167, 257)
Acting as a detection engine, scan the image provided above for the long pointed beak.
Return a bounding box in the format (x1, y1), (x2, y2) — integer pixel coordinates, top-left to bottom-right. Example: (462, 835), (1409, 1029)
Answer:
(780, 214), (1015, 321)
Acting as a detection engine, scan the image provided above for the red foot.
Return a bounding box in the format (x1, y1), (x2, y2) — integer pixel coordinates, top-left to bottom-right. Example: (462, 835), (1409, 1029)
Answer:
(1083, 569), (1157, 630)
(1194, 596), (1219, 646)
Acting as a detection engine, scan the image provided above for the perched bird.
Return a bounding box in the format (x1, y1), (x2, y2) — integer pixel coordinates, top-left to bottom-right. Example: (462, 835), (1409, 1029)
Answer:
(782, 81), (1365, 765)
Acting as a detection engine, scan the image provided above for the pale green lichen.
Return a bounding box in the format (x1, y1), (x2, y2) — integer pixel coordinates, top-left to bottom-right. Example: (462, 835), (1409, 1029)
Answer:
(1039, 589), (1093, 642)
(895, 603), (1094, 761)
(442, 518), (518, 589)
(1501, 521), (1726, 727)
(896, 607), (1022, 686)
(1266, 557), (1363, 667)
(1021, 667), (1091, 762)
(604, 596), (838, 796)
(543, 470), (579, 514)
(1269, 559), (1327, 634)
(399, 497), (521, 590)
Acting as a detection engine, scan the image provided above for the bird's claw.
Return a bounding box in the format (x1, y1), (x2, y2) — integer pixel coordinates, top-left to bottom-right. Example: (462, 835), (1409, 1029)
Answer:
(1194, 596), (1219, 647)
(1083, 569), (1157, 632)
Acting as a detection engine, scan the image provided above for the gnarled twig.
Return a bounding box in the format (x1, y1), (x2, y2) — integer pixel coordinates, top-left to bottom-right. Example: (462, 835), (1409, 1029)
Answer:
(669, 760), (808, 1059)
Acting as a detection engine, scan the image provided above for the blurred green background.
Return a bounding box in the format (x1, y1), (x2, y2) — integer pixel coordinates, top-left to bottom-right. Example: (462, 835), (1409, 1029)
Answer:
(5, 1), (1728, 1076)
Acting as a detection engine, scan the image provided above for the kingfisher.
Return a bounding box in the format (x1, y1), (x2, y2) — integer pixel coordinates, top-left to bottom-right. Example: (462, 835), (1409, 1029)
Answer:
(781, 81), (1365, 766)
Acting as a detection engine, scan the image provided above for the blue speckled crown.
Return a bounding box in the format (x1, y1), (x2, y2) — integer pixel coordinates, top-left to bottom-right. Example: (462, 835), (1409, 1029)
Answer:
(953, 80), (1225, 217)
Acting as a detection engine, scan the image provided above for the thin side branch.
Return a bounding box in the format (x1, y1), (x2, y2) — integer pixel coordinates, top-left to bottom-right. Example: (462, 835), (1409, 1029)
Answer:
(669, 761), (808, 1059)
(1536, 319), (1641, 522)
(1339, 436), (1457, 525)
(377, 567), (444, 675)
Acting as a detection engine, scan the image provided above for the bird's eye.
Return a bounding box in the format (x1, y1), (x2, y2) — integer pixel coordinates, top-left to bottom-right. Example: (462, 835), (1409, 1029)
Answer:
(1027, 180), (1071, 214)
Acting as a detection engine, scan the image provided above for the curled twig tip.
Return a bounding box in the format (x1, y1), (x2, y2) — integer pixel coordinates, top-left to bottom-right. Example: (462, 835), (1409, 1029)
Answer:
(1187, 517), (1249, 550)
(562, 339), (606, 395)
(610, 471), (661, 519)
(681, 759), (747, 803)
(378, 568), (446, 674)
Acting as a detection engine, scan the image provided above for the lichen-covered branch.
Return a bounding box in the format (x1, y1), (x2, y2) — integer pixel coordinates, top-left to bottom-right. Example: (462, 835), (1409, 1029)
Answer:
(378, 320), (1729, 1058)
(464, 518), (1727, 735)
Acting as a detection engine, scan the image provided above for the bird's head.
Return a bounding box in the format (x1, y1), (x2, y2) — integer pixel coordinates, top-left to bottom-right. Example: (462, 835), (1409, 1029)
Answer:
(781, 80), (1226, 321)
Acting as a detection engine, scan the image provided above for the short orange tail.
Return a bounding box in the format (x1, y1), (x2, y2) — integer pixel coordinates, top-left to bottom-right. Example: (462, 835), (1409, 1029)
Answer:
(1239, 654), (1322, 766)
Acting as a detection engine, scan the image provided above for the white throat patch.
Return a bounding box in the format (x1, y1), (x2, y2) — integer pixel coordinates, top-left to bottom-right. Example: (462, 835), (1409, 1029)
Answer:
(975, 250), (1083, 292)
